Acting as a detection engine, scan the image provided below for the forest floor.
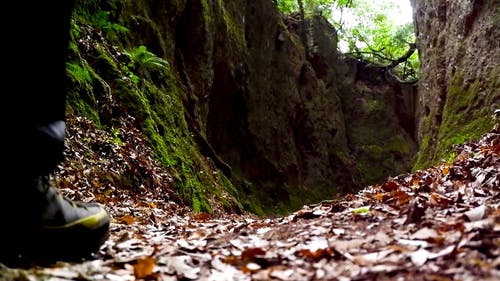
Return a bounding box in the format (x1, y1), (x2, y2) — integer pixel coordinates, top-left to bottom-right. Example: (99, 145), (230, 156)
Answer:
(0, 117), (499, 281)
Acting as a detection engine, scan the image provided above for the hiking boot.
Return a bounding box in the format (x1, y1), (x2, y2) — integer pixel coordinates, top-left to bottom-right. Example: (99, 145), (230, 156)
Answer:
(0, 174), (111, 266)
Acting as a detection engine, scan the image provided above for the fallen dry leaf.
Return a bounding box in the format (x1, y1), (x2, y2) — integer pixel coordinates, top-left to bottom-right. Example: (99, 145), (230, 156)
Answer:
(2, 118), (498, 281)
(133, 256), (156, 279)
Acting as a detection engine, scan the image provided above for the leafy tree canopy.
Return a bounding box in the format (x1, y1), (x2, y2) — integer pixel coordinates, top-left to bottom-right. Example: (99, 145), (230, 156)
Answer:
(276, 0), (355, 15)
(276, 0), (419, 82)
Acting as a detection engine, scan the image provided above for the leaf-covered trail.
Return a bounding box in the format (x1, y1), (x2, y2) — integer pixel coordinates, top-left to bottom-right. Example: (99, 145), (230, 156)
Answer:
(1, 121), (498, 281)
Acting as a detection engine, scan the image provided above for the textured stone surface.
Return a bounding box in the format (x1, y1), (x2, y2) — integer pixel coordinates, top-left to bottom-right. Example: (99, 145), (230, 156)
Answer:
(98, 0), (420, 213)
(411, 0), (500, 168)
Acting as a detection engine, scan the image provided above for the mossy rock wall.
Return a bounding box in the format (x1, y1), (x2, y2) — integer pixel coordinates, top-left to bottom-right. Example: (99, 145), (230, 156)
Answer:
(411, 0), (500, 169)
(66, 0), (420, 215)
(66, 0), (247, 214)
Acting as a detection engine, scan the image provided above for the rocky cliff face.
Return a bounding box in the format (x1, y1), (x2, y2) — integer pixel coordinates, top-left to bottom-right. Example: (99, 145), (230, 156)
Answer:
(193, 3), (362, 211)
(172, 1), (417, 212)
(70, 0), (419, 213)
(410, 0), (500, 168)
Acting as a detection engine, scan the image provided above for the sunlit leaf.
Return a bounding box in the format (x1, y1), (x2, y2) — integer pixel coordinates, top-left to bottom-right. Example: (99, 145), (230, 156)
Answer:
(410, 248), (430, 266)
(441, 165), (450, 176)
(392, 190), (411, 205)
(351, 206), (371, 215)
(120, 214), (136, 225)
(241, 262), (261, 273)
(464, 205), (487, 222)
(374, 192), (386, 201)
(297, 248), (335, 261)
(193, 212), (212, 221)
(133, 256), (156, 279)
(430, 193), (452, 207)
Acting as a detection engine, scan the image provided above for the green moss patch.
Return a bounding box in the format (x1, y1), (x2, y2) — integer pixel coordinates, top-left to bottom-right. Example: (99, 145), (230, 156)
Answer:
(65, 3), (247, 214)
(413, 71), (497, 170)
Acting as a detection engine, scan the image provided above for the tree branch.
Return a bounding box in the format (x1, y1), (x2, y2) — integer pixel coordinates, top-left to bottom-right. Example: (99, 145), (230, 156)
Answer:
(348, 42), (417, 69)
(347, 51), (392, 62)
(388, 43), (417, 68)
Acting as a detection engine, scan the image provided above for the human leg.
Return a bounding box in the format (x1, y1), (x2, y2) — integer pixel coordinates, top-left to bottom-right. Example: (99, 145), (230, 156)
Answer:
(0, 1), (111, 265)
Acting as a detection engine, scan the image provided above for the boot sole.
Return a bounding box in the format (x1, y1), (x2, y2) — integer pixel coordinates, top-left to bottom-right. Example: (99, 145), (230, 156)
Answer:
(0, 222), (110, 267)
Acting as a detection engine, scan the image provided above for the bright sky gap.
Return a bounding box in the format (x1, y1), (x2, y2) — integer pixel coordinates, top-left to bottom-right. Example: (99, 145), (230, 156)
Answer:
(331, 0), (414, 52)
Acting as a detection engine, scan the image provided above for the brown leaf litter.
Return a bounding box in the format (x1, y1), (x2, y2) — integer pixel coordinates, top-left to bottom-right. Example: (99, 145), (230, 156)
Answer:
(0, 118), (498, 281)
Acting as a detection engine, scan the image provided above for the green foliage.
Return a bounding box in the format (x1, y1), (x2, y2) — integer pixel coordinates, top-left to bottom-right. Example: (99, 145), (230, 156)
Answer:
(276, 0), (354, 16)
(276, 0), (419, 82)
(66, 1), (249, 214)
(352, 206), (370, 214)
(65, 60), (103, 123)
(72, 0), (128, 42)
(332, 0), (418, 81)
(67, 62), (94, 92)
(444, 151), (456, 165)
(124, 45), (169, 80)
(91, 11), (129, 34)
(276, 0), (296, 14)
(111, 128), (124, 146)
